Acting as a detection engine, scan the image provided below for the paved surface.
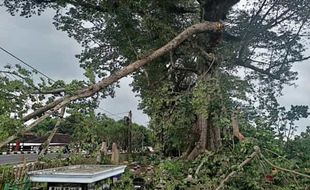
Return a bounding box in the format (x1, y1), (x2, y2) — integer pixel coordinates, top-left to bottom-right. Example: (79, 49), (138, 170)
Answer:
(0, 153), (68, 165)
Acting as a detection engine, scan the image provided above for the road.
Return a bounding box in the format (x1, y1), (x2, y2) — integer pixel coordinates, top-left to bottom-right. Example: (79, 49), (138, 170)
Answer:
(0, 153), (68, 165)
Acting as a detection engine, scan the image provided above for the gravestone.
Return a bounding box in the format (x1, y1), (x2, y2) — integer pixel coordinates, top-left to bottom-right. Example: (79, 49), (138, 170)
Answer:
(100, 142), (108, 155)
(111, 143), (120, 164)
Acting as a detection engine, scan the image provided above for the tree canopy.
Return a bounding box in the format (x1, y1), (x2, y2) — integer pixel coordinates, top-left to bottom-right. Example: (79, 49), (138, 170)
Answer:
(0, 0), (310, 188)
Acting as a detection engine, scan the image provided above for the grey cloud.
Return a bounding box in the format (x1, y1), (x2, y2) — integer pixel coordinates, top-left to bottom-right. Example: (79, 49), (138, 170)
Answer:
(99, 77), (149, 126)
(0, 8), (84, 82)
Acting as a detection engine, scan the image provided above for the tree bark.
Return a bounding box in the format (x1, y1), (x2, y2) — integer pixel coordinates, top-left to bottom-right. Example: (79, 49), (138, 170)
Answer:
(186, 0), (240, 159)
(187, 110), (224, 159)
(199, 115), (207, 150)
(207, 123), (215, 151)
(231, 110), (245, 141)
(187, 116), (208, 160)
(187, 143), (202, 160)
(21, 98), (64, 122)
(213, 125), (222, 149)
(0, 21), (224, 149)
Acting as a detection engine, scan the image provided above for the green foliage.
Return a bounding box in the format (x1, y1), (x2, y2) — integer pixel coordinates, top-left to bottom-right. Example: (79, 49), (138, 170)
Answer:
(126, 140), (309, 189)
(113, 170), (135, 190)
(160, 160), (183, 177)
(0, 63), (100, 139)
(64, 80), (86, 95)
(31, 118), (56, 136)
(286, 126), (310, 168)
(192, 78), (210, 118)
(59, 112), (153, 153)
(3, 179), (31, 190)
(0, 115), (22, 141)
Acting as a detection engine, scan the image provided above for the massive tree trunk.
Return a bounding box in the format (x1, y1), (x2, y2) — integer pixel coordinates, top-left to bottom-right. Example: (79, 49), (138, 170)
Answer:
(186, 109), (223, 160)
(186, 115), (208, 160)
(186, 0), (240, 160)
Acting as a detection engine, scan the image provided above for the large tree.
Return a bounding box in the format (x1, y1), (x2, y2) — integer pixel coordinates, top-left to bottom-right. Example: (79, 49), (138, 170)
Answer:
(0, 0), (309, 159)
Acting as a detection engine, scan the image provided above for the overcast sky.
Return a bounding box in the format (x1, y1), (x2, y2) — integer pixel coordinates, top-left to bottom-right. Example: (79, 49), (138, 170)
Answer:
(0, 7), (309, 133)
(0, 8), (149, 126)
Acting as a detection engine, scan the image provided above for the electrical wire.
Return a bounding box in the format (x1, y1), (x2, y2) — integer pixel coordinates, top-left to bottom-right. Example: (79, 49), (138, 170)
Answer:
(113, 111), (130, 115)
(97, 107), (125, 119)
(0, 45), (55, 82)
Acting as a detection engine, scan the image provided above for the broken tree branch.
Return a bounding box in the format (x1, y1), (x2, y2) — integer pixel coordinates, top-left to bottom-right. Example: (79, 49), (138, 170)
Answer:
(215, 146), (260, 190)
(260, 152), (310, 179)
(38, 106), (66, 157)
(31, 87), (66, 95)
(21, 98), (64, 122)
(195, 155), (210, 179)
(231, 110), (245, 141)
(0, 21), (224, 148)
(235, 60), (280, 80)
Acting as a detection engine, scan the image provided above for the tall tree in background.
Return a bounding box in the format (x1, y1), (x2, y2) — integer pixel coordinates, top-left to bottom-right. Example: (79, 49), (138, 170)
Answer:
(0, 0), (309, 159)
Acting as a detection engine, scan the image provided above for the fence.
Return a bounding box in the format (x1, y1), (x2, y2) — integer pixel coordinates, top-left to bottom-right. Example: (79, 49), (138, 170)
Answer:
(0, 153), (99, 190)
(0, 161), (65, 190)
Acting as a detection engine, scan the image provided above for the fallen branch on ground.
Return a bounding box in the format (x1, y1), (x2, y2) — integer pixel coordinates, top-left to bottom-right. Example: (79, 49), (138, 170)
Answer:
(215, 146), (260, 190)
(260, 152), (310, 179)
(194, 155), (209, 179)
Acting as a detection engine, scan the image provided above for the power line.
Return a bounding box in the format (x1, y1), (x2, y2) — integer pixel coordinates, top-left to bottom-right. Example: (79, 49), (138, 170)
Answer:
(0, 45), (56, 82)
(97, 107), (124, 119)
(97, 107), (137, 123)
(113, 111), (130, 115)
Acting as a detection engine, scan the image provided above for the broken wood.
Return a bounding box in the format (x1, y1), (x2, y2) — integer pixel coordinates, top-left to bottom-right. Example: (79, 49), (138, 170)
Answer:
(215, 146), (260, 190)
(21, 98), (64, 122)
(38, 107), (66, 157)
(231, 110), (245, 141)
(260, 152), (310, 179)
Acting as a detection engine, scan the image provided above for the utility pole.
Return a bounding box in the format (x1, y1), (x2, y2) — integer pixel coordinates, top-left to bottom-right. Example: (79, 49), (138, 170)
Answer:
(124, 110), (132, 154)
(128, 110), (132, 154)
